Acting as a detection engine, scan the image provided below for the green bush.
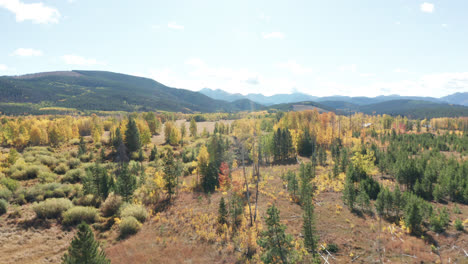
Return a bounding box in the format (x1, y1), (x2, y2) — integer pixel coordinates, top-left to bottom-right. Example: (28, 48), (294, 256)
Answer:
(37, 155), (58, 168)
(10, 164), (50, 180)
(16, 183), (81, 203)
(101, 193), (123, 217)
(119, 216), (141, 238)
(69, 138), (80, 145)
(73, 194), (100, 207)
(120, 204), (148, 223)
(32, 198), (73, 219)
(454, 219), (464, 231)
(0, 186), (13, 201)
(54, 163), (69, 175)
(0, 199), (8, 215)
(38, 171), (58, 183)
(62, 169), (86, 183)
(0, 177), (19, 192)
(67, 158), (81, 169)
(62, 206), (99, 226)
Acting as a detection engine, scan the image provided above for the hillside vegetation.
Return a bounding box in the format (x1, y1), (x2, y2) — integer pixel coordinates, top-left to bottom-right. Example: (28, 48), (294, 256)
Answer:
(0, 110), (467, 263)
(0, 71), (259, 114)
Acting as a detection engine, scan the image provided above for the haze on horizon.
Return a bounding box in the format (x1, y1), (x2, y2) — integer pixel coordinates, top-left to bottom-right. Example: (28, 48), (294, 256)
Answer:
(1, 0), (468, 98)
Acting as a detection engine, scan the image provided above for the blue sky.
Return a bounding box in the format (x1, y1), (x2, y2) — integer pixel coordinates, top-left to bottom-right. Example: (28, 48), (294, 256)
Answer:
(1, 0), (467, 97)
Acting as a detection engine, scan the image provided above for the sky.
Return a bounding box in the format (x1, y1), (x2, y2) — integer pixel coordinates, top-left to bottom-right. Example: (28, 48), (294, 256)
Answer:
(1, 0), (468, 97)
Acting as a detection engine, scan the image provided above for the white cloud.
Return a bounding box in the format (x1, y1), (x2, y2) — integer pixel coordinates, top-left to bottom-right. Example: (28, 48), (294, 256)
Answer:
(276, 60), (313, 75)
(420, 2), (434, 13)
(338, 64), (357, 73)
(0, 64), (7, 71)
(168, 22), (184, 30)
(0, 0), (60, 24)
(442, 24), (448, 27)
(12, 48), (43, 57)
(262, 32), (284, 39)
(61, 55), (104, 65)
(395, 21), (401, 25)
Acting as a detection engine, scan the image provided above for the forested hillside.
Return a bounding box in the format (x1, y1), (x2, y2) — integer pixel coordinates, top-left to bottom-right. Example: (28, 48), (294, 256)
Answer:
(0, 71), (259, 114)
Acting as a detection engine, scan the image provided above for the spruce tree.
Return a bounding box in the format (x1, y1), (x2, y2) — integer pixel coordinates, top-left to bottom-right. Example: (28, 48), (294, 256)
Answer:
(190, 118), (197, 137)
(62, 222), (110, 264)
(302, 182), (317, 254)
(125, 117), (141, 153)
(149, 145), (158, 161)
(258, 205), (295, 264)
(116, 163), (137, 202)
(163, 149), (180, 200)
(218, 197), (228, 225)
(78, 136), (87, 157)
(342, 170), (356, 210)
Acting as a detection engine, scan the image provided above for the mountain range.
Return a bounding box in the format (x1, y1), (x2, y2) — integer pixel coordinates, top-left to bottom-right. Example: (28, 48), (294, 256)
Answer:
(199, 88), (468, 107)
(0, 70), (467, 118)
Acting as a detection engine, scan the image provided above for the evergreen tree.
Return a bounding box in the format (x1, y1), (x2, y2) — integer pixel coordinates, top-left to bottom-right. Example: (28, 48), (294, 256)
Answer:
(180, 122), (186, 146)
(190, 118), (197, 137)
(116, 163), (137, 202)
(112, 127), (123, 150)
(163, 149), (180, 200)
(404, 196), (422, 234)
(78, 136), (87, 157)
(342, 169), (356, 210)
(149, 145), (158, 161)
(302, 181), (317, 254)
(125, 117), (141, 153)
(258, 205), (295, 264)
(62, 222), (110, 264)
(218, 197), (228, 225)
(84, 163), (111, 199)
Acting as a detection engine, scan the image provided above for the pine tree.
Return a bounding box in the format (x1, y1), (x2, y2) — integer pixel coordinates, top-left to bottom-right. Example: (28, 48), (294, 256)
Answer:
(163, 149), (180, 200)
(258, 205), (295, 264)
(302, 182), (317, 254)
(116, 163), (137, 202)
(78, 136), (87, 157)
(180, 122), (186, 146)
(125, 117), (141, 153)
(149, 145), (158, 161)
(62, 222), (110, 264)
(342, 169), (356, 210)
(218, 197), (228, 225)
(190, 118), (197, 137)
(112, 127), (123, 150)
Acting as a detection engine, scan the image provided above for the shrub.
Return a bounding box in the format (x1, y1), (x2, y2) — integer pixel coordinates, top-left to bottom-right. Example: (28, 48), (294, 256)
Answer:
(10, 164), (49, 180)
(38, 171), (58, 183)
(54, 163), (69, 175)
(32, 198), (73, 219)
(38, 155), (58, 168)
(101, 193), (123, 217)
(454, 219), (464, 231)
(0, 177), (19, 192)
(17, 183), (81, 203)
(69, 138), (80, 145)
(120, 204), (147, 223)
(62, 169), (86, 183)
(119, 216), (141, 238)
(0, 199), (8, 215)
(73, 194), (100, 207)
(0, 187), (13, 201)
(67, 158), (81, 169)
(62, 206), (99, 226)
